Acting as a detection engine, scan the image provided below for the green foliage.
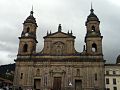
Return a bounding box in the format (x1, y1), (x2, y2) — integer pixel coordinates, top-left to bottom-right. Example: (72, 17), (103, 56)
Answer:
(0, 63), (15, 81)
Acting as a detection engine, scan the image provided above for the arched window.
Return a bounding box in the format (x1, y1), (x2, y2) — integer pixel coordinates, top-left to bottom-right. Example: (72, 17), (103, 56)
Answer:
(27, 27), (30, 33)
(23, 44), (28, 52)
(92, 43), (97, 52)
(91, 26), (95, 32)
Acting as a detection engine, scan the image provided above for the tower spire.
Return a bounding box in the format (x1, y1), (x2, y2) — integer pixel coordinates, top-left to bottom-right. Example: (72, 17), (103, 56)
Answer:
(90, 2), (94, 13)
(32, 5), (33, 11)
(30, 6), (34, 16)
(91, 2), (92, 9)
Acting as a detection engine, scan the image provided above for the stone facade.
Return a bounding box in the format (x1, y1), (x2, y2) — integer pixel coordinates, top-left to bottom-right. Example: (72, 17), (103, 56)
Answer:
(13, 7), (105, 90)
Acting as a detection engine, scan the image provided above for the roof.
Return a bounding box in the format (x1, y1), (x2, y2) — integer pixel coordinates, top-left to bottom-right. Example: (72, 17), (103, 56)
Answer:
(43, 31), (76, 39)
(44, 24), (76, 39)
(105, 64), (120, 66)
(86, 8), (100, 25)
(23, 10), (37, 26)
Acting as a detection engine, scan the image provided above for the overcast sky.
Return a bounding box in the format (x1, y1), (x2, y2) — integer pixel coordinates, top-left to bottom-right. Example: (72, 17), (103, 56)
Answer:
(0, 0), (120, 65)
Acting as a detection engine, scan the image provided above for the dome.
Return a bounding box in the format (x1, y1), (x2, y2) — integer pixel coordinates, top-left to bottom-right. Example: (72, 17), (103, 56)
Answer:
(23, 11), (37, 26)
(87, 12), (99, 21)
(86, 8), (100, 25)
(116, 55), (120, 64)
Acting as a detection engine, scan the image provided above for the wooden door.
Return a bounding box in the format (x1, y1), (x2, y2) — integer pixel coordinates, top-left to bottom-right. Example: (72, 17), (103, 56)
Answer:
(75, 80), (82, 90)
(34, 79), (41, 90)
(53, 77), (62, 90)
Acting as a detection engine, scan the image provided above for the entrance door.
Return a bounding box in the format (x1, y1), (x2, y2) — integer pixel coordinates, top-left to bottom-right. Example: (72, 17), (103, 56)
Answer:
(75, 80), (82, 90)
(34, 79), (41, 90)
(53, 77), (62, 90)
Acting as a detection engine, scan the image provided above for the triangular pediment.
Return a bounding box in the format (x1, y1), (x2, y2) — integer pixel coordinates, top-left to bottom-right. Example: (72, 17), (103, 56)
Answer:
(44, 31), (75, 38)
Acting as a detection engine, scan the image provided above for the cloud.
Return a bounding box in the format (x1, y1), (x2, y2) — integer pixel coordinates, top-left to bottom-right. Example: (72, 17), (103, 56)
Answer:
(0, 51), (15, 65)
(108, 0), (120, 6)
(0, 0), (120, 64)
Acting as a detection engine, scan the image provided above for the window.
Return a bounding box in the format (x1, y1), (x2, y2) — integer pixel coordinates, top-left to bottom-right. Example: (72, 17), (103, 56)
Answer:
(20, 73), (23, 79)
(92, 43), (97, 52)
(23, 44), (28, 52)
(95, 73), (97, 81)
(106, 78), (109, 84)
(113, 71), (116, 75)
(106, 71), (109, 75)
(116, 70), (119, 75)
(113, 78), (116, 85)
(113, 87), (117, 90)
(27, 27), (30, 33)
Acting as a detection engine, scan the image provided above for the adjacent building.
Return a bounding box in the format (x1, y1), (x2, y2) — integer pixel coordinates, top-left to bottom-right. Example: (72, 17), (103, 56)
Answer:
(13, 7), (105, 90)
(0, 77), (13, 89)
(105, 56), (120, 90)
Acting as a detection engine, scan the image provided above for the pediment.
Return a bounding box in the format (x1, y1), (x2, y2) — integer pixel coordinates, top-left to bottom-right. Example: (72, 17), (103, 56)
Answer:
(44, 32), (75, 38)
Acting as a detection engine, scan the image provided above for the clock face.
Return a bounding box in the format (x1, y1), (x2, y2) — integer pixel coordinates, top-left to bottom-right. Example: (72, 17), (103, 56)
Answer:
(25, 33), (29, 36)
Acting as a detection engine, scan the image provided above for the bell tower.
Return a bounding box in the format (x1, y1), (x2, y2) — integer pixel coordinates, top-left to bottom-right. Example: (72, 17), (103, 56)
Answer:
(85, 5), (103, 55)
(18, 9), (38, 55)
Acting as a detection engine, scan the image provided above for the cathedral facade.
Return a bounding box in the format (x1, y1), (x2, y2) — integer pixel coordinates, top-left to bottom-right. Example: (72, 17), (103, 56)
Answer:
(13, 7), (105, 90)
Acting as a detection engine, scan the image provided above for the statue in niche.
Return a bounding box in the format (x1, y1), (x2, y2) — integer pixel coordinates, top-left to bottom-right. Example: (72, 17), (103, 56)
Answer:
(76, 69), (80, 76)
(36, 69), (40, 76)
